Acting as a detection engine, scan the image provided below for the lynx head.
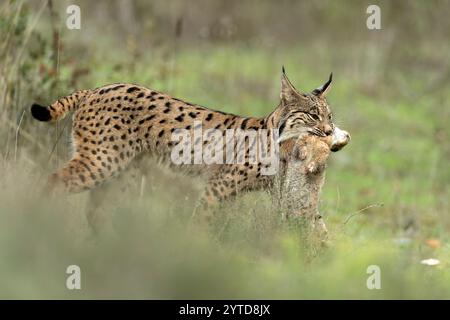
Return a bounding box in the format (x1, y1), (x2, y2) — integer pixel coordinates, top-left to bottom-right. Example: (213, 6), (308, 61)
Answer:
(277, 67), (349, 151)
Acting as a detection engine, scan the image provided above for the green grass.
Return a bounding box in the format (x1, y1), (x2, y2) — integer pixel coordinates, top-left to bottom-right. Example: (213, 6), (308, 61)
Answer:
(1, 0), (449, 299)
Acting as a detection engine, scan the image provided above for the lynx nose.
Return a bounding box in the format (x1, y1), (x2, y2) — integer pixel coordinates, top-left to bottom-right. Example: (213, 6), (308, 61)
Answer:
(323, 125), (333, 136)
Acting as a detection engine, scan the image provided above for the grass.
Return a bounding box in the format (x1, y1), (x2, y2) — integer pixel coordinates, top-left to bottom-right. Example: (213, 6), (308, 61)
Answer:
(0, 0), (449, 299)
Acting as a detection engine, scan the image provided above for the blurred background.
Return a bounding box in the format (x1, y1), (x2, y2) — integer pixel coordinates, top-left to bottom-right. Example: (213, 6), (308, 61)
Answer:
(0, 0), (449, 299)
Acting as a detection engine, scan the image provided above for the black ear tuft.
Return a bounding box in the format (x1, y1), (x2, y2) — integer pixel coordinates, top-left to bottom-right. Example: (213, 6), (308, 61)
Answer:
(282, 65), (286, 74)
(312, 72), (333, 97)
(31, 103), (51, 121)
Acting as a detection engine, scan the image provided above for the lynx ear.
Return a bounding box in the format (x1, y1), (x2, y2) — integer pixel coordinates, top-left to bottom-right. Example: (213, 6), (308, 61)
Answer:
(312, 73), (333, 97)
(280, 66), (305, 103)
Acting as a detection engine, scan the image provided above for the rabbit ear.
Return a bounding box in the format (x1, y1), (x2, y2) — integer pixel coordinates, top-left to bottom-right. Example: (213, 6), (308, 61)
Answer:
(280, 66), (306, 104)
(312, 73), (333, 97)
(277, 129), (301, 144)
(276, 118), (309, 144)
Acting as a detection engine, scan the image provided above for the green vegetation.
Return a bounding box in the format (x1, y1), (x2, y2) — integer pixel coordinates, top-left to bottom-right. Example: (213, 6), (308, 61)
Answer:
(0, 0), (449, 299)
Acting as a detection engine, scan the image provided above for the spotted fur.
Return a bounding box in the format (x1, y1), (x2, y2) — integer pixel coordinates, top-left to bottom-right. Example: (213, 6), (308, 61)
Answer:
(31, 69), (344, 205)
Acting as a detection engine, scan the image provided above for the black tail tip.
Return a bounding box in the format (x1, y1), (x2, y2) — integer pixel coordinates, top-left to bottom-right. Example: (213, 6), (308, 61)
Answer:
(31, 103), (51, 121)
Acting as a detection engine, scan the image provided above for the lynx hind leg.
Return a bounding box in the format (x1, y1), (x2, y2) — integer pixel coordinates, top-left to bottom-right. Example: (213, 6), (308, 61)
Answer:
(86, 182), (113, 234)
(48, 149), (128, 193)
(86, 161), (146, 234)
(47, 156), (102, 193)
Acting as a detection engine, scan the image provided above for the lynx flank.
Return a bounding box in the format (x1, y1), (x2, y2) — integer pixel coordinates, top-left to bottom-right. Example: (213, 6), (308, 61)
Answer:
(31, 68), (349, 205)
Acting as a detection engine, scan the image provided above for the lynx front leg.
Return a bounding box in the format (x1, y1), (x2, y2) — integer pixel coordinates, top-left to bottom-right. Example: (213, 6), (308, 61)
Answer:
(194, 180), (233, 218)
(201, 172), (244, 206)
(193, 171), (242, 221)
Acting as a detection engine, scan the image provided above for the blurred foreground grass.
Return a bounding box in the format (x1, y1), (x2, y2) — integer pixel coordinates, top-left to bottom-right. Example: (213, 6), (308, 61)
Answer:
(0, 0), (449, 299)
(0, 158), (449, 299)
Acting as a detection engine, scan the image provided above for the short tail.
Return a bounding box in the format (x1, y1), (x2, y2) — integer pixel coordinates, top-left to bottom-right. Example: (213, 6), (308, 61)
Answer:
(31, 89), (91, 122)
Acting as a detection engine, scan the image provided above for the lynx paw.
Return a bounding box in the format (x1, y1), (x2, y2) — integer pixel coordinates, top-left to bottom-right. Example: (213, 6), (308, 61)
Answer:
(294, 146), (308, 161)
(306, 161), (318, 174)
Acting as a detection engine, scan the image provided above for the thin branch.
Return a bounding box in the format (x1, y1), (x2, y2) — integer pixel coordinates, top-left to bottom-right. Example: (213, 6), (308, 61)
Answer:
(14, 109), (25, 161)
(342, 203), (384, 226)
(47, 118), (71, 163)
(47, 0), (61, 164)
(5, 118), (46, 151)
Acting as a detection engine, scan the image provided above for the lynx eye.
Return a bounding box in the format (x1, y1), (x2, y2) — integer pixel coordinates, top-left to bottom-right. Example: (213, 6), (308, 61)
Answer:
(310, 113), (320, 121)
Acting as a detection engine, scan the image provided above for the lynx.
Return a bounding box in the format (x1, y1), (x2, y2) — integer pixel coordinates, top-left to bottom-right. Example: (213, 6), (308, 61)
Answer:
(31, 68), (349, 208)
